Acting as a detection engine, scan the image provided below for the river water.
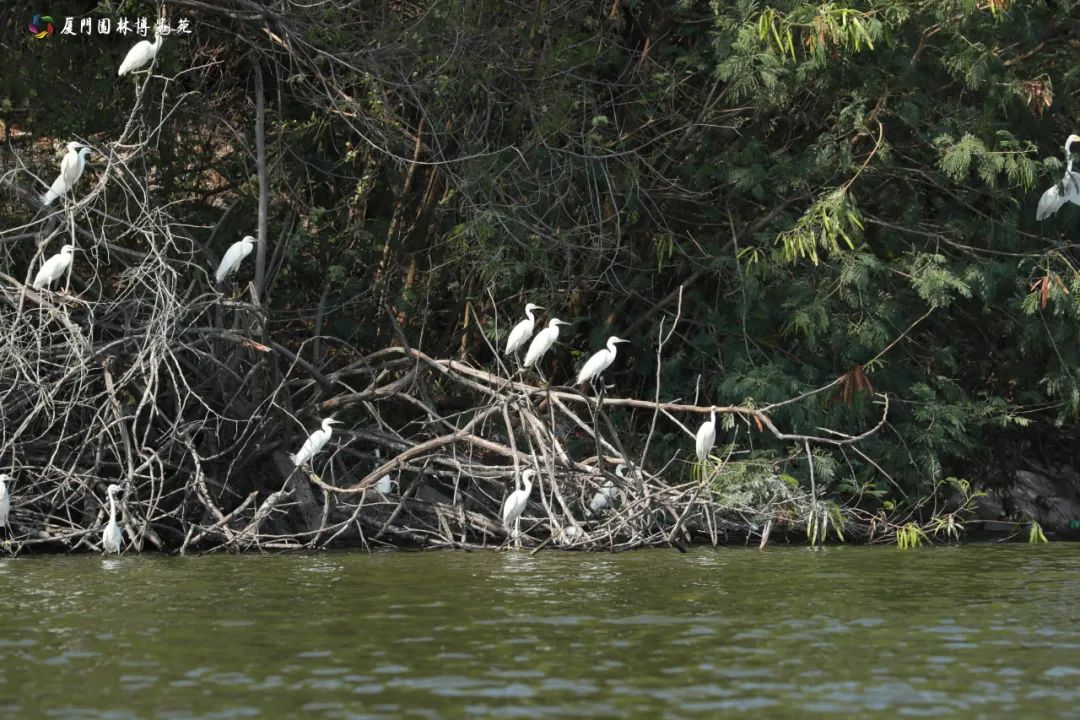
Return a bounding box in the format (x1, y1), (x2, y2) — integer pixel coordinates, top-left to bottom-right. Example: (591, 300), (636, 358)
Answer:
(0, 544), (1077, 718)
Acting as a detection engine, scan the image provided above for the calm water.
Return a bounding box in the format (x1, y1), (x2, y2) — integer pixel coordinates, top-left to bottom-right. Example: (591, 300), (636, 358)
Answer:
(0, 544), (1078, 719)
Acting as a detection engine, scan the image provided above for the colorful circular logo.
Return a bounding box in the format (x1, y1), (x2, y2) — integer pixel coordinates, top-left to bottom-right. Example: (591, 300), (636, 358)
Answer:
(28, 15), (55, 39)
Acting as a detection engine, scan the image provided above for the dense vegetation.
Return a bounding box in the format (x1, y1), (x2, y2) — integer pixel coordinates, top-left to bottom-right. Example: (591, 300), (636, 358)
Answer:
(0, 0), (1077, 551)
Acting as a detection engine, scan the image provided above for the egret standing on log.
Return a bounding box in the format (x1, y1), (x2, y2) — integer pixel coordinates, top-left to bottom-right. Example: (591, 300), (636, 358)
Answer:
(1037, 134), (1080, 221)
(118, 26), (164, 76)
(102, 484), (123, 554)
(505, 303), (544, 358)
(523, 318), (571, 371)
(502, 468), (535, 545)
(290, 418), (343, 467)
(0, 474), (10, 530)
(42, 142), (92, 206)
(374, 448), (393, 494)
(696, 407), (717, 462)
(214, 235), (255, 284)
(588, 464), (625, 517)
(576, 336), (629, 387)
(32, 244), (75, 290)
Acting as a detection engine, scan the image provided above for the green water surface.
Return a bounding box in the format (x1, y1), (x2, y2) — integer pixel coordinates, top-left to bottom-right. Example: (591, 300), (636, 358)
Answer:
(0, 544), (1078, 718)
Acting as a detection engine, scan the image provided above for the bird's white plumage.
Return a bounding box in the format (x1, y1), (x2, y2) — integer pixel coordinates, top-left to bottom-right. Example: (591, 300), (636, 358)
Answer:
(290, 418), (343, 467)
(576, 336), (629, 385)
(588, 464), (625, 516)
(1037, 134), (1080, 221)
(502, 469), (535, 541)
(0, 474), (10, 529)
(32, 244), (75, 289)
(374, 448), (393, 494)
(523, 318), (570, 368)
(215, 235), (255, 283)
(118, 32), (163, 76)
(695, 408), (717, 462)
(42, 144), (91, 206)
(505, 303), (543, 355)
(102, 484), (123, 554)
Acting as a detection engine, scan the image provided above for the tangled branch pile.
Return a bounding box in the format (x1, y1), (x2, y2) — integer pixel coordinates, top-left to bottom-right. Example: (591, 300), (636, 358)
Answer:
(1, 0), (1076, 551)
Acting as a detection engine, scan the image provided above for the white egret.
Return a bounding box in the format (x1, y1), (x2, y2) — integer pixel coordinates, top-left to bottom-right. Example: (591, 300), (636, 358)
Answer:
(374, 448), (393, 494)
(505, 303), (544, 356)
(214, 235), (255, 284)
(1037, 134), (1080, 221)
(290, 417), (343, 467)
(559, 524), (583, 545)
(501, 468), (535, 543)
(0, 474), (10, 529)
(32, 244), (75, 290)
(575, 336), (630, 386)
(118, 27), (164, 76)
(588, 463), (625, 516)
(523, 318), (571, 369)
(696, 407), (717, 462)
(102, 484), (123, 554)
(41, 143), (92, 206)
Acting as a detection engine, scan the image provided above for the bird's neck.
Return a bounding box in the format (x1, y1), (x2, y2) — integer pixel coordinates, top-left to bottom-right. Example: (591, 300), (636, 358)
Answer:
(152, 33), (163, 49)
(108, 495), (116, 521)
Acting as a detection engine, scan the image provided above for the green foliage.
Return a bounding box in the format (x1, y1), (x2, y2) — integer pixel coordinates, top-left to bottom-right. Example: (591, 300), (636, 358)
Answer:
(1028, 520), (1048, 544)
(896, 522), (928, 550)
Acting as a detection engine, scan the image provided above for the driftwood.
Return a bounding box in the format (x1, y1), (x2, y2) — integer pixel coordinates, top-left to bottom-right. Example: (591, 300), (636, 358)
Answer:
(0, 46), (893, 555)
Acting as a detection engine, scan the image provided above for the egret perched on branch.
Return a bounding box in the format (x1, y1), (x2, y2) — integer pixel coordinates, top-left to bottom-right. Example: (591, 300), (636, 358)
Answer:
(696, 407), (717, 462)
(588, 464), (625, 516)
(118, 26), (164, 76)
(290, 418), (343, 467)
(102, 484), (123, 554)
(374, 448), (393, 494)
(576, 336), (629, 386)
(41, 143), (92, 206)
(502, 468), (535, 544)
(32, 244), (75, 290)
(505, 303), (544, 357)
(0, 474), (10, 529)
(523, 318), (571, 369)
(1036, 134), (1080, 221)
(215, 235), (255, 284)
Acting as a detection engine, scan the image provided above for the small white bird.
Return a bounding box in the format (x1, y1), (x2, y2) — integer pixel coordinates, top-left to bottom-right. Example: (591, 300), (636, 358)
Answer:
(1037, 134), (1080, 221)
(32, 244), (75, 290)
(42, 143), (92, 206)
(214, 235), (255, 284)
(374, 448), (393, 494)
(502, 468), (535, 543)
(523, 318), (571, 369)
(290, 417), (344, 467)
(559, 524), (583, 545)
(588, 464), (625, 516)
(118, 28), (164, 76)
(576, 336), (630, 386)
(696, 407), (717, 462)
(0, 474), (10, 529)
(505, 303), (544, 356)
(102, 484), (123, 554)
